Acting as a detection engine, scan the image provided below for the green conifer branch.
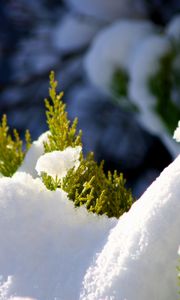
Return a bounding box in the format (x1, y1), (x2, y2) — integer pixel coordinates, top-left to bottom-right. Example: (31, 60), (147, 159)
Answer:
(0, 115), (31, 177)
(43, 71), (82, 153)
(39, 71), (134, 218)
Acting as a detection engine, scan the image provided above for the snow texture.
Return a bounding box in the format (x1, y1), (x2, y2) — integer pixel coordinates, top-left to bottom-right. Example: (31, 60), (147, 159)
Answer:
(84, 20), (156, 94)
(18, 131), (49, 178)
(64, 0), (147, 22)
(53, 14), (101, 53)
(80, 155), (180, 300)
(1, 129), (180, 299)
(0, 172), (116, 300)
(35, 146), (82, 179)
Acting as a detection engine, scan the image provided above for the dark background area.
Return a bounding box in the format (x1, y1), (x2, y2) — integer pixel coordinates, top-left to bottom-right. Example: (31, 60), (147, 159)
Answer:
(0, 0), (179, 197)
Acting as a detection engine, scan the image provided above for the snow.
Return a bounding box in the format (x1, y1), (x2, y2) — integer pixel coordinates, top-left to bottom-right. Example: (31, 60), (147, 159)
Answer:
(173, 121), (180, 142)
(80, 154), (180, 300)
(129, 34), (172, 111)
(137, 109), (180, 158)
(1, 127), (180, 299)
(18, 131), (50, 178)
(0, 276), (13, 300)
(64, 0), (147, 22)
(53, 14), (101, 53)
(166, 14), (180, 42)
(0, 172), (116, 299)
(129, 33), (180, 156)
(85, 20), (156, 94)
(10, 298), (35, 300)
(35, 146), (82, 179)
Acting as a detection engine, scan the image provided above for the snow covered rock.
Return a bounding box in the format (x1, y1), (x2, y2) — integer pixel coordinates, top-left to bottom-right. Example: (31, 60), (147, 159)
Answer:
(0, 172), (116, 300)
(80, 154), (180, 300)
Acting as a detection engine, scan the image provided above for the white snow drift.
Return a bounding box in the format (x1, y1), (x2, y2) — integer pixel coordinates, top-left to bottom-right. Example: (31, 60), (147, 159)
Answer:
(0, 172), (116, 300)
(80, 154), (180, 300)
(0, 126), (180, 299)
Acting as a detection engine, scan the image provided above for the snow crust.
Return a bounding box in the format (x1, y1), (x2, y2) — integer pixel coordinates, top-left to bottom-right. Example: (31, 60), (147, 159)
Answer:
(35, 146), (82, 179)
(80, 155), (180, 300)
(85, 20), (156, 94)
(0, 172), (116, 300)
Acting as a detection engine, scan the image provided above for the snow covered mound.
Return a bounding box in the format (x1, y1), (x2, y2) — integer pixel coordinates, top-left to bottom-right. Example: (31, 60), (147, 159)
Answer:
(80, 155), (180, 300)
(0, 122), (180, 299)
(0, 172), (116, 300)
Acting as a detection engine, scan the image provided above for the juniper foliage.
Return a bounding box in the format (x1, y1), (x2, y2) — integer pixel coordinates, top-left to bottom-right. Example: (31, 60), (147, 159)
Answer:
(0, 115), (31, 177)
(44, 71), (82, 153)
(42, 72), (133, 218)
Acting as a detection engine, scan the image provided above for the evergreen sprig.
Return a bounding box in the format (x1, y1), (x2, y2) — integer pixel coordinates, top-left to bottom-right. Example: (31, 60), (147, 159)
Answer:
(61, 152), (133, 218)
(0, 115), (31, 177)
(43, 71), (82, 153)
(42, 72), (134, 218)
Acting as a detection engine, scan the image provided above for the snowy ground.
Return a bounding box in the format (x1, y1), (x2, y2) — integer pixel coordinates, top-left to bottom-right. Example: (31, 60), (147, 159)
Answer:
(0, 132), (180, 299)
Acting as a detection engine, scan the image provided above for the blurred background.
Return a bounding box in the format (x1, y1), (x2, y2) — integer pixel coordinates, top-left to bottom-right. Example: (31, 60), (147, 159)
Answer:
(0, 0), (180, 197)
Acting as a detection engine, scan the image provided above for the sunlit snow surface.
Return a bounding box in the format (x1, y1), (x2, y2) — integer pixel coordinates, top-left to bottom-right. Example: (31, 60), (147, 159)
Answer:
(35, 146), (82, 179)
(0, 133), (180, 299)
(80, 155), (180, 300)
(0, 173), (116, 300)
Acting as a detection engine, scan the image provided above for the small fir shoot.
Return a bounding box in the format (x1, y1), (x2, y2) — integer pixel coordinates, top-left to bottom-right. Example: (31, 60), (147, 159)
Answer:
(42, 72), (134, 218)
(0, 115), (31, 177)
(61, 152), (133, 218)
(44, 71), (82, 153)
